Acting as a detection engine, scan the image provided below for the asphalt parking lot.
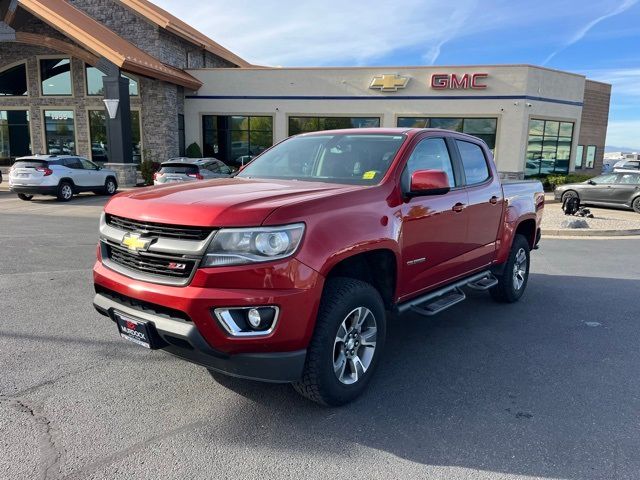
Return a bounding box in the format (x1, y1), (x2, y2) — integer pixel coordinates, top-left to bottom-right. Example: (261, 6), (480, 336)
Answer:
(1, 189), (639, 480)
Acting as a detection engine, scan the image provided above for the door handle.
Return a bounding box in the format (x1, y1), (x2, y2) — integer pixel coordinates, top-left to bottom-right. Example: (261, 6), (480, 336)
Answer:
(452, 202), (466, 213)
(489, 196), (499, 205)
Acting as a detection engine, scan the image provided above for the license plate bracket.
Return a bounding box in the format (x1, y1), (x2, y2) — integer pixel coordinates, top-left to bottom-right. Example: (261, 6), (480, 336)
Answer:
(114, 311), (160, 349)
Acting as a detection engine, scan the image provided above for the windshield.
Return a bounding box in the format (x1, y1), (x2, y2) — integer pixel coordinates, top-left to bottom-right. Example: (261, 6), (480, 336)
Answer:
(237, 133), (406, 185)
(159, 164), (199, 175)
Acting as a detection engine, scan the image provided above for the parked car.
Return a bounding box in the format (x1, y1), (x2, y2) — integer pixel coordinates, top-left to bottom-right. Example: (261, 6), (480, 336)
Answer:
(153, 158), (235, 185)
(554, 172), (640, 213)
(8, 155), (118, 201)
(613, 160), (640, 172)
(93, 128), (544, 405)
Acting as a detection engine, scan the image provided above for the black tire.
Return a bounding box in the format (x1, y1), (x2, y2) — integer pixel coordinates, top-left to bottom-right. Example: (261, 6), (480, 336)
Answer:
(293, 277), (386, 406)
(490, 234), (531, 303)
(56, 181), (74, 202)
(633, 197), (640, 214)
(17, 193), (33, 201)
(561, 190), (579, 203)
(103, 177), (118, 196)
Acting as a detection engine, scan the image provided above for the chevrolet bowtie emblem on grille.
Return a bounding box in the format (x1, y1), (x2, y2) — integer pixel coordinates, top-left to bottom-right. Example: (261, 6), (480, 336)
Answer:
(121, 232), (152, 252)
(369, 74), (410, 92)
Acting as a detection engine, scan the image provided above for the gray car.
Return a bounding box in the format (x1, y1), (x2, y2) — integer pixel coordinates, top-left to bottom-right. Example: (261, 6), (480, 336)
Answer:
(153, 158), (235, 185)
(554, 172), (640, 213)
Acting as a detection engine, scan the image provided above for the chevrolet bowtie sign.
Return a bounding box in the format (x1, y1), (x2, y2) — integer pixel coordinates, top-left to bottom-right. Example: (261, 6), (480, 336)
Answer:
(369, 74), (410, 92)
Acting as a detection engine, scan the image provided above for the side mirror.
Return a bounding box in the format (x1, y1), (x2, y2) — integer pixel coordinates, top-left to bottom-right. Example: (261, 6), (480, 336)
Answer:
(408, 170), (451, 197)
(588, 180), (596, 185)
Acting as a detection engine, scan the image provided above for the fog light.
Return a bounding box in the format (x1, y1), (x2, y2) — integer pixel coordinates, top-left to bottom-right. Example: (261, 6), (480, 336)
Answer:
(213, 306), (280, 337)
(247, 308), (262, 328)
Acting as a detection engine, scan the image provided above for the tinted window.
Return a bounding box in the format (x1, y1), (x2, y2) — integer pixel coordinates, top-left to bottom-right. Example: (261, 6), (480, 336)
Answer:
(64, 158), (83, 169)
(403, 138), (456, 190)
(159, 164), (198, 175)
(456, 140), (490, 185)
(0, 64), (28, 96)
(204, 161), (221, 173)
(13, 160), (49, 168)
(622, 161), (640, 169)
(617, 173), (640, 185)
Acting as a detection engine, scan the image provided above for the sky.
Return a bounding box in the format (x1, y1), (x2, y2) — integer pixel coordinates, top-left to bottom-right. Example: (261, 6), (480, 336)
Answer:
(156, 0), (640, 150)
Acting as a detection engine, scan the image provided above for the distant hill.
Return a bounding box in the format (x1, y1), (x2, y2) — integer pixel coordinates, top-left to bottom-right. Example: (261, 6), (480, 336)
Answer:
(605, 145), (639, 153)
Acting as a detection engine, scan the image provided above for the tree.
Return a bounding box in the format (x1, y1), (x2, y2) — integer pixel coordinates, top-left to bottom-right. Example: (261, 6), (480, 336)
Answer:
(185, 142), (202, 158)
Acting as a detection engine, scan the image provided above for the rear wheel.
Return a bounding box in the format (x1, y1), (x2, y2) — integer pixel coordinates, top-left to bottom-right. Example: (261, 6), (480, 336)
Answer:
(57, 181), (73, 202)
(490, 234), (530, 303)
(103, 177), (118, 196)
(561, 190), (579, 203)
(633, 197), (640, 214)
(293, 277), (386, 406)
(17, 193), (33, 201)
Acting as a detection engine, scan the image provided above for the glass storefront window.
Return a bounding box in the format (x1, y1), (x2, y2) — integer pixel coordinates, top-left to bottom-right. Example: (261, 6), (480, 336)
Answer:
(40, 58), (72, 96)
(585, 145), (596, 168)
(396, 117), (498, 150)
(202, 115), (273, 166)
(0, 110), (31, 164)
(44, 110), (75, 155)
(0, 64), (28, 96)
(85, 65), (139, 96)
(575, 145), (584, 168)
(88, 109), (142, 163)
(288, 116), (380, 136)
(525, 118), (574, 177)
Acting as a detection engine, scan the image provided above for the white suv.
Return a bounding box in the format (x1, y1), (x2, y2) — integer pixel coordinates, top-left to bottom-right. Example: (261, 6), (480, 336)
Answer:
(9, 155), (118, 202)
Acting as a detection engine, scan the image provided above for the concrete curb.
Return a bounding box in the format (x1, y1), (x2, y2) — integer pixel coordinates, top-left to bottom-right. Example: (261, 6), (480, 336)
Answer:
(543, 228), (640, 237)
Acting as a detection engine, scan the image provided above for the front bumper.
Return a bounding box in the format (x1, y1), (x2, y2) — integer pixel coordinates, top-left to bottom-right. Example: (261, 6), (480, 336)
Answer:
(10, 184), (58, 195)
(93, 292), (307, 382)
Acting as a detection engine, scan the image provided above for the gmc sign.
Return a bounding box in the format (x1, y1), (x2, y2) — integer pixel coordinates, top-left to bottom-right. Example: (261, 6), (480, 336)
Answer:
(431, 73), (488, 90)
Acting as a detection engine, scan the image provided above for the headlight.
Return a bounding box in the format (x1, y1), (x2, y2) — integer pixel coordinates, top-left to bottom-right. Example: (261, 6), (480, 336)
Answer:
(202, 223), (305, 267)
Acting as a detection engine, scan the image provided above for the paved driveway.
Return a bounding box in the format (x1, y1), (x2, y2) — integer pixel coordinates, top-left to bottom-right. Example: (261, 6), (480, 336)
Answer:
(1, 204), (639, 479)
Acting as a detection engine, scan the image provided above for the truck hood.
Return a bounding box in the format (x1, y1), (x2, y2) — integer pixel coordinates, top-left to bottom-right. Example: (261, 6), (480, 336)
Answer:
(104, 177), (360, 227)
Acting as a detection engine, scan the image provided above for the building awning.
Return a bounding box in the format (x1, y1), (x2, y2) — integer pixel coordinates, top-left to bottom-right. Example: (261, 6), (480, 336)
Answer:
(16, 0), (203, 90)
(119, 0), (251, 68)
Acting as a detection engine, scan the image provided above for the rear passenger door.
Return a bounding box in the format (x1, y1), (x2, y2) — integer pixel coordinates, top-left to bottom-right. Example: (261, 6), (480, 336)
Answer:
(63, 157), (92, 187)
(453, 139), (504, 269)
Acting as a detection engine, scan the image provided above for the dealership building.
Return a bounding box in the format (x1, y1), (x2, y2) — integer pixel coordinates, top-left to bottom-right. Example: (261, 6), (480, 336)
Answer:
(0, 0), (611, 184)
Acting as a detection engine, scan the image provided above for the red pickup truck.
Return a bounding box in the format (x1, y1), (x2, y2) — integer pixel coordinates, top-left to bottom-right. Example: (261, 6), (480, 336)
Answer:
(93, 128), (544, 405)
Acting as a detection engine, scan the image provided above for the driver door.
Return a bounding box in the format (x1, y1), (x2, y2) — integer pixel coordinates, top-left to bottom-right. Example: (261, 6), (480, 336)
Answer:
(398, 135), (469, 299)
(581, 173), (618, 202)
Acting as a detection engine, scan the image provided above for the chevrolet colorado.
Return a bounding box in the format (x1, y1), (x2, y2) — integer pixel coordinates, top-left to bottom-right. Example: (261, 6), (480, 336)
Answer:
(93, 128), (544, 406)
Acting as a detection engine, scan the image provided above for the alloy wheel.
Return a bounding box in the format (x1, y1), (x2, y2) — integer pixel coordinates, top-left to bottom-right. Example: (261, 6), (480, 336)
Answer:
(513, 247), (528, 291)
(333, 306), (377, 385)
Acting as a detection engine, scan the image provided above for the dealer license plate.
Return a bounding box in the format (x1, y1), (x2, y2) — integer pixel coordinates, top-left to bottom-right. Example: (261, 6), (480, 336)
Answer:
(114, 312), (154, 349)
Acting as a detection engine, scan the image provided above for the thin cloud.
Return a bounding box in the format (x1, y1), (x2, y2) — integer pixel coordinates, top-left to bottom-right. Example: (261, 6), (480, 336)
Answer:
(543, 0), (639, 65)
(606, 120), (640, 150)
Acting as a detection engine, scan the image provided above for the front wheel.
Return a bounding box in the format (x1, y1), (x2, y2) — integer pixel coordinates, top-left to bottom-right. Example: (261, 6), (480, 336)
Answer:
(490, 234), (531, 303)
(293, 277), (386, 406)
(17, 193), (33, 201)
(561, 190), (579, 203)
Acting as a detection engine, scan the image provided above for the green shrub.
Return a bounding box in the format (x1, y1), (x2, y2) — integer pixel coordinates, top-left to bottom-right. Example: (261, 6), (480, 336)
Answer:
(185, 142), (202, 158)
(529, 173), (594, 192)
(139, 158), (156, 186)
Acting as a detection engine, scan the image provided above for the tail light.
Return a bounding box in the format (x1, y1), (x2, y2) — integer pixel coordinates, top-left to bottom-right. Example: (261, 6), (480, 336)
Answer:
(36, 167), (53, 176)
(187, 172), (204, 180)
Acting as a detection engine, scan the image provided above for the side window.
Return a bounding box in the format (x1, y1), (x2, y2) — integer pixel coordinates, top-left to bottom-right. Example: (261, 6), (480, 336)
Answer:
(64, 158), (82, 169)
(456, 140), (490, 185)
(403, 138), (456, 191)
(206, 161), (221, 173)
(593, 174), (618, 184)
(617, 173), (640, 185)
(80, 158), (96, 170)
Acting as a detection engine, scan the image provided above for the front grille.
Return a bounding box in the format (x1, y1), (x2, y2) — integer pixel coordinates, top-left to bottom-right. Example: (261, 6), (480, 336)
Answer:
(106, 214), (213, 241)
(106, 243), (196, 280)
(95, 285), (191, 322)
